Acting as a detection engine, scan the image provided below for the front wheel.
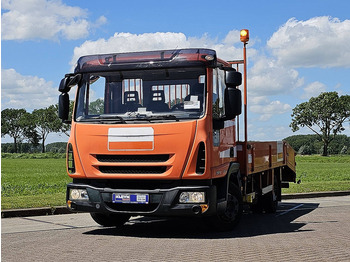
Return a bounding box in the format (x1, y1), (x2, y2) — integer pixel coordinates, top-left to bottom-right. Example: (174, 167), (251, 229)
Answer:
(90, 213), (131, 227)
(209, 183), (243, 231)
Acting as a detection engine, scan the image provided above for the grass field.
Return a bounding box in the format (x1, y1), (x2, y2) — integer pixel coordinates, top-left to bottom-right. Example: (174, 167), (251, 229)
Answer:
(1, 158), (71, 209)
(1, 154), (350, 209)
(282, 155), (350, 194)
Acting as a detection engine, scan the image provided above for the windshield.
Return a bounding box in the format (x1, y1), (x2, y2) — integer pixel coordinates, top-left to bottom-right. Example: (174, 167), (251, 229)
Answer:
(75, 67), (206, 123)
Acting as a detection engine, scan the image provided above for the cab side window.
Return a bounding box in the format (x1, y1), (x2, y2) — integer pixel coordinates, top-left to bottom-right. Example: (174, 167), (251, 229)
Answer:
(212, 69), (225, 119)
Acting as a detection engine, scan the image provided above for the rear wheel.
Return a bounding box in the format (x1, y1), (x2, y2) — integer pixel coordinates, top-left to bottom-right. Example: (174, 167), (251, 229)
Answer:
(263, 176), (280, 213)
(250, 194), (264, 213)
(262, 192), (278, 213)
(90, 213), (131, 227)
(210, 183), (243, 231)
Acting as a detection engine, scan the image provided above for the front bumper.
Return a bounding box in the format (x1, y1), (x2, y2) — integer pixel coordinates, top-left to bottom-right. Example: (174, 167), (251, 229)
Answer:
(66, 183), (218, 217)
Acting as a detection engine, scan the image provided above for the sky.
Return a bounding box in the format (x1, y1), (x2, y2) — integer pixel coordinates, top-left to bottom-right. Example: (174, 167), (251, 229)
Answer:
(1, 0), (350, 144)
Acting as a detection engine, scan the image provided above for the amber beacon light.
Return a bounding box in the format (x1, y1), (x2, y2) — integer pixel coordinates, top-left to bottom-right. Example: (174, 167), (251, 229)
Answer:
(240, 29), (249, 43)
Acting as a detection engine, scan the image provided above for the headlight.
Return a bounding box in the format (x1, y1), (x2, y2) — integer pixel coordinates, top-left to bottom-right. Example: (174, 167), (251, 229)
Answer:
(69, 189), (89, 201)
(179, 192), (205, 203)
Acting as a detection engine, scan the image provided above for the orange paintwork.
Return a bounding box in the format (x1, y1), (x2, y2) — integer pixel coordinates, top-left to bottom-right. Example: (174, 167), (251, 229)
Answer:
(69, 120), (208, 180)
(108, 141), (153, 150)
(236, 141), (296, 176)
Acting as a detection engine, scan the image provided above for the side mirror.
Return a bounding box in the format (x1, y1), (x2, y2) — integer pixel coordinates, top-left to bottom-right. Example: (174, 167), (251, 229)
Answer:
(59, 77), (70, 93)
(58, 74), (81, 93)
(225, 71), (242, 87)
(58, 93), (70, 121)
(224, 87), (242, 119)
(68, 74), (82, 87)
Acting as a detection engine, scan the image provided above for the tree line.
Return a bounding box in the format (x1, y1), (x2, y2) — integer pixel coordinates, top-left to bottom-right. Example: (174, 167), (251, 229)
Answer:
(284, 134), (350, 155)
(1, 142), (67, 154)
(1, 105), (71, 153)
(2, 91), (350, 156)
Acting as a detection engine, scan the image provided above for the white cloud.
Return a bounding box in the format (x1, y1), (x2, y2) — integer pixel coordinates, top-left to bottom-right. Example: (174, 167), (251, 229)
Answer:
(1, 0), (106, 41)
(267, 16), (350, 68)
(250, 100), (291, 121)
(275, 126), (294, 140)
(246, 123), (295, 141)
(1, 69), (57, 110)
(93, 15), (107, 28)
(248, 56), (304, 96)
(301, 81), (327, 99)
(70, 31), (247, 70)
(71, 32), (189, 67)
(249, 95), (270, 105)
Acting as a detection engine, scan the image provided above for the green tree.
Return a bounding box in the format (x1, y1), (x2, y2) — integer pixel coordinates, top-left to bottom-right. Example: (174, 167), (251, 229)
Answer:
(54, 101), (74, 137)
(89, 98), (104, 115)
(46, 142), (67, 153)
(32, 105), (62, 153)
(1, 108), (35, 153)
(23, 114), (40, 148)
(284, 134), (350, 155)
(340, 146), (348, 155)
(290, 92), (350, 156)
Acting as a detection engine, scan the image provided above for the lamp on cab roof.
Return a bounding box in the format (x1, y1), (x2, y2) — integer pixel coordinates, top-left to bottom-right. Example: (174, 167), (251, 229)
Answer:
(240, 29), (249, 43)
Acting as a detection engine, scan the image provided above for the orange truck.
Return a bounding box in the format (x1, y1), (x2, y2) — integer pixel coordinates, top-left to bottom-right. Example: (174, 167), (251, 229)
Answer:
(58, 42), (296, 230)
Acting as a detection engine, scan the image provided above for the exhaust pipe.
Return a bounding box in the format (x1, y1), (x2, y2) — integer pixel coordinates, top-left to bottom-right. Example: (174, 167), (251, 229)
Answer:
(192, 205), (202, 215)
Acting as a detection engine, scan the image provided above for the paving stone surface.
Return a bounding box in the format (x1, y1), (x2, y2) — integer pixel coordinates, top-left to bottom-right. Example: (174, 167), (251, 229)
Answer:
(2, 196), (350, 261)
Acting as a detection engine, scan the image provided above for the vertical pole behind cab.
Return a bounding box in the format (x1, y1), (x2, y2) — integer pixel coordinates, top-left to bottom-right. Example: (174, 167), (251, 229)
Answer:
(228, 58), (246, 175)
(243, 42), (249, 179)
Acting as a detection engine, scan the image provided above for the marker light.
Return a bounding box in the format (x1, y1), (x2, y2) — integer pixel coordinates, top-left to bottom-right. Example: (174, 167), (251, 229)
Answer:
(240, 29), (249, 43)
(205, 55), (215, 61)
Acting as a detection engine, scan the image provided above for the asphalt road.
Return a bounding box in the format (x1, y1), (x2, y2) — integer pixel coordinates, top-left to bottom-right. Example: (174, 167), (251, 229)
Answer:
(2, 196), (350, 262)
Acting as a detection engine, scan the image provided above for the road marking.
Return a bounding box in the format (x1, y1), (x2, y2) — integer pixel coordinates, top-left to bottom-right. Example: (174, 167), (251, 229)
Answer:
(22, 217), (77, 228)
(276, 203), (304, 217)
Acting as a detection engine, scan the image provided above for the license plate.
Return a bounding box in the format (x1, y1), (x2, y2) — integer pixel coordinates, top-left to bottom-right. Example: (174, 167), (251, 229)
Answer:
(112, 193), (149, 204)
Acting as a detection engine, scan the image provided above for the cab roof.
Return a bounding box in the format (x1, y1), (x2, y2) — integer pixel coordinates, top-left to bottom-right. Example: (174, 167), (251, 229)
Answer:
(74, 48), (218, 73)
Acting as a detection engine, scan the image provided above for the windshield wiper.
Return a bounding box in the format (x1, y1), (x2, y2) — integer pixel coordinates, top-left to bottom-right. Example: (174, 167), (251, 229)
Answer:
(99, 114), (126, 123)
(127, 115), (179, 122)
(77, 114), (126, 124)
(77, 114), (184, 123)
(150, 115), (179, 121)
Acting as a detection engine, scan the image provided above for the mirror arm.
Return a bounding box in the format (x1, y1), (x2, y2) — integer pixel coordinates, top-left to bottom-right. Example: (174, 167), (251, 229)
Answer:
(213, 119), (225, 130)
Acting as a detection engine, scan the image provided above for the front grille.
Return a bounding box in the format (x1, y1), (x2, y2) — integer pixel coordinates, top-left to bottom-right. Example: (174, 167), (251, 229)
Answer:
(96, 154), (170, 163)
(196, 142), (206, 174)
(99, 166), (167, 174)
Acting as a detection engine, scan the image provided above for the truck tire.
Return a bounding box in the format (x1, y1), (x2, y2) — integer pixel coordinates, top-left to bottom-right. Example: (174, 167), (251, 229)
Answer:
(263, 175), (280, 213)
(263, 192), (278, 213)
(210, 183), (243, 231)
(250, 191), (277, 214)
(90, 213), (131, 227)
(250, 194), (264, 213)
